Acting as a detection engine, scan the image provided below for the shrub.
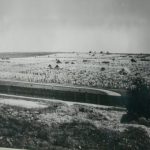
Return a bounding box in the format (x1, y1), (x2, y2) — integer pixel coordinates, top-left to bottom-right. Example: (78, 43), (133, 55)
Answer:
(56, 59), (61, 64)
(141, 58), (150, 61)
(102, 61), (110, 64)
(83, 59), (88, 62)
(126, 77), (150, 119)
(130, 58), (136, 63)
(48, 64), (52, 69)
(101, 67), (105, 71)
(55, 65), (59, 69)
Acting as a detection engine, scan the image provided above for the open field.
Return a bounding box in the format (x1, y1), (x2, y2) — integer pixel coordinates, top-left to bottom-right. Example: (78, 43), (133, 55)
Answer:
(0, 52), (150, 149)
(0, 52), (149, 90)
(0, 96), (150, 150)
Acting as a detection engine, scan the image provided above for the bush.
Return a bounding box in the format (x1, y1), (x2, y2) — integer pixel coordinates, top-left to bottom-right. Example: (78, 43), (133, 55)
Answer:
(101, 67), (105, 71)
(130, 58), (136, 63)
(56, 59), (61, 64)
(126, 77), (150, 119)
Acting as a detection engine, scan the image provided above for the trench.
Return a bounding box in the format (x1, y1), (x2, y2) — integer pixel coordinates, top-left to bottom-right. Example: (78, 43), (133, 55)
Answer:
(0, 80), (127, 107)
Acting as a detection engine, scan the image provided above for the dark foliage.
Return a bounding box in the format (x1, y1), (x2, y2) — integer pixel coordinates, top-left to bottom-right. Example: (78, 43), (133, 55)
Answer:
(130, 58), (137, 63)
(126, 77), (150, 118)
(101, 67), (106, 71)
(56, 59), (62, 64)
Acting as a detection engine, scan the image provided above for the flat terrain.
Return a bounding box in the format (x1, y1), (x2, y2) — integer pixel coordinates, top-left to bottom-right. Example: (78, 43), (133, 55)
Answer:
(0, 52), (56, 58)
(0, 52), (149, 90)
(0, 52), (150, 149)
(0, 96), (150, 150)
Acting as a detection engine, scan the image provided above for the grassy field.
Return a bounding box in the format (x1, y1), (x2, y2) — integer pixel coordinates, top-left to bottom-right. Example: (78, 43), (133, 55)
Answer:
(0, 52), (149, 90)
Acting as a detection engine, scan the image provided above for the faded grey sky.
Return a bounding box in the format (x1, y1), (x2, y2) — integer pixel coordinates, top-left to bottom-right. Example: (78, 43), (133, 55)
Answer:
(0, 0), (150, 53)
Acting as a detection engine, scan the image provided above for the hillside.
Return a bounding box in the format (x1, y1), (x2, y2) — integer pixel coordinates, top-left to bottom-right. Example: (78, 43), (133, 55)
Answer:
(0, 97), (150, 150)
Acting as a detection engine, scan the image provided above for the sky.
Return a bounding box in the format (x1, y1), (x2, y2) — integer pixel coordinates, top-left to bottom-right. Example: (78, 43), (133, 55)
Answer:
(0, 0), (150, 53)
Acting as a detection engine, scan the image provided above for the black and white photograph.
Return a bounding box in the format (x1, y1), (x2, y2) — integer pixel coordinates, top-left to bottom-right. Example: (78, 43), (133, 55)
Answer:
(0, 0), (150, 149)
